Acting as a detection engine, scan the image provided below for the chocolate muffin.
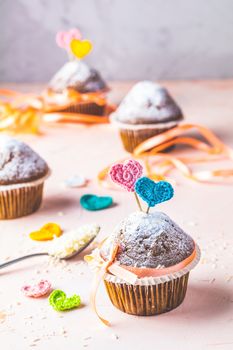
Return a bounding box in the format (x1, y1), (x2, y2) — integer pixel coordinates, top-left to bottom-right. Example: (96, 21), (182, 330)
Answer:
(45, 60), (108, 116)
(110, 81), (184, 152)
(0, 136), (48, 185)
(49, 60), (108, 94)
(101, 211), (200, 316)
(0, 136), (49, 219)
(102, 211), (195, 269)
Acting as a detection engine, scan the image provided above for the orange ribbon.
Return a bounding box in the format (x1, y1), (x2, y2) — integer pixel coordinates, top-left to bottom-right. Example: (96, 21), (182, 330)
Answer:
(0, 88), (115, 133)
(43, 112), (110, 124)
(117, 246), (196, 278)
(90, 245), (119, 327)
(98, 123), (233, 186)
(0, 102), (41, 134)
(44, 88), (108, 109)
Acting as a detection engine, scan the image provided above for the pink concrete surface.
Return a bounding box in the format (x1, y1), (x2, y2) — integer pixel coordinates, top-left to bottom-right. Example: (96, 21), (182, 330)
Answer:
(0, 81), (233, 350)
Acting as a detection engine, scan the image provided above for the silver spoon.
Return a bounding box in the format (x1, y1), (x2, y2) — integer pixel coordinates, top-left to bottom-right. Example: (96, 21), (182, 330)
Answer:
(0, 235), (96, 270)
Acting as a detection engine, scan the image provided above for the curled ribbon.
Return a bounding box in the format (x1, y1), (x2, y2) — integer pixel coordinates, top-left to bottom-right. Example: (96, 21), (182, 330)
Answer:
(43, 89), (108, 110)
(0, 88), (115, 133)
(88, 244), (119, 326)
(0, 102), (41, 134)
(98, 123), (233, 186)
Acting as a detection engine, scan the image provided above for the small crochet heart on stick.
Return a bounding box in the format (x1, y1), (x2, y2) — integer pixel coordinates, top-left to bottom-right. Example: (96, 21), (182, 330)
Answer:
(70, 39), (92, 59)
(56, 28), (82, 50)
(135, 177), (174, 213)
(109, 159), (143, 210)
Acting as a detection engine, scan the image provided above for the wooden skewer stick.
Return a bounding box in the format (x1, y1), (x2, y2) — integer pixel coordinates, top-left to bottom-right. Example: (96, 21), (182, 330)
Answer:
(134, 192), (142, 211)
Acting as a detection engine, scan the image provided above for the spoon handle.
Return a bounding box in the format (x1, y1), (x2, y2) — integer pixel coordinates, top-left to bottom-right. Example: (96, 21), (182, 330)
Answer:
(0, 253), (49, 270)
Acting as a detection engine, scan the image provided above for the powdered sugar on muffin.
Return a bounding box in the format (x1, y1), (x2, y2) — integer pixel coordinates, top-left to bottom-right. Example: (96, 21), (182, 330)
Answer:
(101, 211), (195, 268)
(49, 60), (107, 93)
(111, 81), (183, 124)
(0, 136), (48, 185)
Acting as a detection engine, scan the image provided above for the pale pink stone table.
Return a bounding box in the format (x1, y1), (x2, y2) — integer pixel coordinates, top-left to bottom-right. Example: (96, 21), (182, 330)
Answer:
(0, 81), (233, 350)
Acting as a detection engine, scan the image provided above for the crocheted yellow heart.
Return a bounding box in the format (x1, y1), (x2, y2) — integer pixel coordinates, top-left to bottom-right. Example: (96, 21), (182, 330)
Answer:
(29, 223), (62, 241)
(70, 39), (92, 59)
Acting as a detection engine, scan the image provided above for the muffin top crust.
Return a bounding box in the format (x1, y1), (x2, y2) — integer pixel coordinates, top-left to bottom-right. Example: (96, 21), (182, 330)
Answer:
(0, 136), (49, 185)
(101, 211), (195, 268)
(49, 60), (108, 93)
(111, 81), (183, 125)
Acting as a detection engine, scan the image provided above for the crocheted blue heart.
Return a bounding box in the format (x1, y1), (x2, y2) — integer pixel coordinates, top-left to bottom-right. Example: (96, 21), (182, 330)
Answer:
(135, 177), (174, 207)
(80, 194), (113, 211)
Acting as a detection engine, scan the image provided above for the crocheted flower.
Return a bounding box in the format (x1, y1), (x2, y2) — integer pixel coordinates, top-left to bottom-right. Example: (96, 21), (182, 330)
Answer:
(109, 160), (143, 192)
(135, 177), (174, 207)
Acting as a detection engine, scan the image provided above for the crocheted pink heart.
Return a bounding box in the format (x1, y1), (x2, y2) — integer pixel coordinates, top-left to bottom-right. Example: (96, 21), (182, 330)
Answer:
(109, 160), (143, 192)
(56, 28), (82, 50)
(21, 280), (52, 298)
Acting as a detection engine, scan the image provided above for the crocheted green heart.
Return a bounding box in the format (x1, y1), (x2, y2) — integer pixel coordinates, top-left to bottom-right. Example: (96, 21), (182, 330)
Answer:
(80, 194), (113, 211)
(49, 290), (81, 312)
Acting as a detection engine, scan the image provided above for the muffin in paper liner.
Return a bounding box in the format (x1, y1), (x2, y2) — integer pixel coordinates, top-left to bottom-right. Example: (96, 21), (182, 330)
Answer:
(0, 171), (50, 219)
(109, 81), (184, 153)
(44, 74), (109, 117)
(110, 115), (178, 153)
(103, 245), (201, 316)
(86, 164), (199, 321)
(86, 244), (200, 318)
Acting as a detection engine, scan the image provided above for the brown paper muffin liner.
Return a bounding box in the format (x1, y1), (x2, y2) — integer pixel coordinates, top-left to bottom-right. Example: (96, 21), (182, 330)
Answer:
(57, 102), (105, 116)
(104, 272), (189, 316)
(110, 115), (179, 153)
(0, 172), (50, 219)
(103, 245), (200, 316)
(119, 127), (175, 153)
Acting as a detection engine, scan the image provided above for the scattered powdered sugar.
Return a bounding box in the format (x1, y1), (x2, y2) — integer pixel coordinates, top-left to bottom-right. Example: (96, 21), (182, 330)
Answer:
(111, 333), (119, 340)
(101, 211), (195, 268)
(0, 135), (48, 185)
(111, 81), (183, 124)
(47, 224), (100, 258)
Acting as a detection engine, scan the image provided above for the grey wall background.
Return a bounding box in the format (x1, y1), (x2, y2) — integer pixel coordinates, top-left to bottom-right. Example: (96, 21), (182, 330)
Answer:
(0, 0), (233, 82)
